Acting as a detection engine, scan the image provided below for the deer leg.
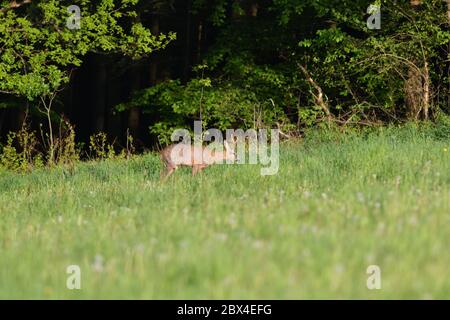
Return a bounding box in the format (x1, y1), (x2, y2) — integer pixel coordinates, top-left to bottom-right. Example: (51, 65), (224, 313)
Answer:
(161, 166), (176, 180)
(193, 165), (208, 176)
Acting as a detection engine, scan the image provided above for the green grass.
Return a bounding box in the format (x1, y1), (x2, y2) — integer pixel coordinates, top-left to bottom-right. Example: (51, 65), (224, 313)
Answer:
(0, 124), (449, 299)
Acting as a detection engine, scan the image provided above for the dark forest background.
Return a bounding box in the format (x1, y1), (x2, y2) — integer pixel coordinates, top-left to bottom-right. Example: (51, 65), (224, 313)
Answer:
(1, 0), (449, 160)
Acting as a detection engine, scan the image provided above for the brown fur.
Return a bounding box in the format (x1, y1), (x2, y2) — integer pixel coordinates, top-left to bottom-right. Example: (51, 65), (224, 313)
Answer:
(160, 142), (235, 179)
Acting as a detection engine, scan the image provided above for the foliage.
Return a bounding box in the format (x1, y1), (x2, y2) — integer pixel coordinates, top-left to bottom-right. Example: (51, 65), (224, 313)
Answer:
(0, 124), (43, 172)
(0, 0), (175, 162)
(53, 119), (79, 166)
(273, 0), (450, 119)
(89, 132), (118, 160)
(0, 125), (137, 170)
(0, 0), (174, 101)
(115, 0), (450, 142)
(117, 76), (288, 144)
(1, 0), (450, 154)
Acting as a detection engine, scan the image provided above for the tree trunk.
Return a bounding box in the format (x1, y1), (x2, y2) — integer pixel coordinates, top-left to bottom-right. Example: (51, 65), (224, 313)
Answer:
(196, 20), (203, 63)
(93, 57), (107, 132)
(298, 64), (332, 122)
(248, 2), (258, 17)
(406, 0), (424, 120)
(183, 0), (192, 82)
(14, 108), (26, 131)
(128, 66), (141, 138)
(405, 66), (423, 120)
(127, 12), (143, 139)
(0, 109), (5, 135)
(423, 61), (430, 120)
(447, 0), (450, 25)
(150, 15), (160, 85)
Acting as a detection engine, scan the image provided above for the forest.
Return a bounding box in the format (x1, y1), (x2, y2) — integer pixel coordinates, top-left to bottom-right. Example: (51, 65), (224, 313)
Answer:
(0, 0), (449, 165)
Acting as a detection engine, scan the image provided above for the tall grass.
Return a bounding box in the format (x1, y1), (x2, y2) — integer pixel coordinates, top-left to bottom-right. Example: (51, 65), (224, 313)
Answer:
(0, 123), (449, 299)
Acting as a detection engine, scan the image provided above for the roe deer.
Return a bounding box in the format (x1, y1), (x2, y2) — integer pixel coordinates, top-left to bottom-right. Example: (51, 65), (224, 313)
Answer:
(160, 140), (236, 179)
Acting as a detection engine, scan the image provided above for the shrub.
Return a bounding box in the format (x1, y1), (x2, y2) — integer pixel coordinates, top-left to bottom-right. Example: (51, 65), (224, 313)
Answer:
(0, 125), (43, 172)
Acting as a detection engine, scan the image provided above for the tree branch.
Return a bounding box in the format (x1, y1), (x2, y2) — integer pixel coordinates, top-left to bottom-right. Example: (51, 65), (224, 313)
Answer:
(0, 0), (32, 13)
(297, 63), (332, 121)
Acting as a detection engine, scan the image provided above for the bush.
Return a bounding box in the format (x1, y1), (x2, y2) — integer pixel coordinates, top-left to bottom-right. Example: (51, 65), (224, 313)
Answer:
(116, 78), (291, 145)
(0, 125), (43, 172)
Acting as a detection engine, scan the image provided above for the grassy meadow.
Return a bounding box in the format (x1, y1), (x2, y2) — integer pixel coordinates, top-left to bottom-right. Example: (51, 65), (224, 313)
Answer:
(0, 124), (449, 299)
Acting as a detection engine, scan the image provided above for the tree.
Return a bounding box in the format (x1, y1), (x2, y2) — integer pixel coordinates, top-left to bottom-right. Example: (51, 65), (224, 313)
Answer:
(272, 0), (450, 122)
(0, 0), (175, 163)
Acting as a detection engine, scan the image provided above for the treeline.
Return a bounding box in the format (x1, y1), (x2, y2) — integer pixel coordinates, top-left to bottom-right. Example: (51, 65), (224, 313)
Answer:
(0, 0), (449, 162)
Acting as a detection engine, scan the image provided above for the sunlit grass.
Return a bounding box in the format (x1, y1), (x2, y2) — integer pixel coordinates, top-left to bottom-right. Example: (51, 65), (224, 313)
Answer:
(0, 124), (449, 299)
